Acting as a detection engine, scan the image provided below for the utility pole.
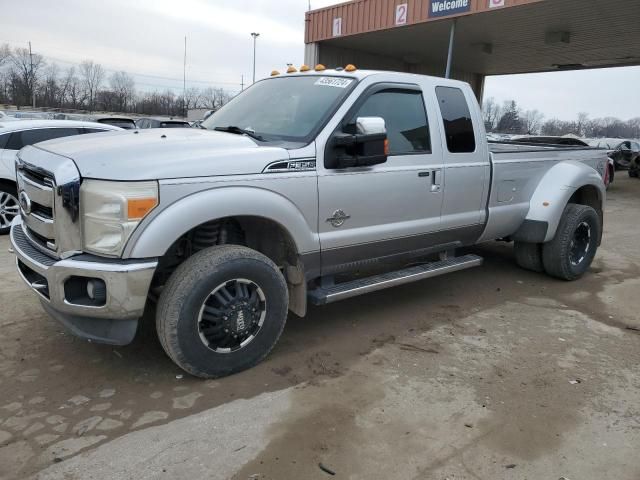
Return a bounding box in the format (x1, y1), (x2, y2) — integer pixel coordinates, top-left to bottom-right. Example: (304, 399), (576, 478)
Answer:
(251, 32), (260, 84)
(183, 36), (187, 118)
(28, 41), (35, 108)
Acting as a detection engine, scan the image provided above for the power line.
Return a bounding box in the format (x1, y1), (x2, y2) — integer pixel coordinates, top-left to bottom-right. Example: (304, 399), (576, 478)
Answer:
(0, 40), (245, 88)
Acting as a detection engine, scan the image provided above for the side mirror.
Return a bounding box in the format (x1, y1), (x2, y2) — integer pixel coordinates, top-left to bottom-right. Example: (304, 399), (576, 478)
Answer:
(325, 116), (388, 169)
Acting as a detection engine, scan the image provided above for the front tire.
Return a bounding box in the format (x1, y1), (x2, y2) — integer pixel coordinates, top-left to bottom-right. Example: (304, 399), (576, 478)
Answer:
(157, 245), (288, 378)
(542, 204), (600, 281)
(0, 183), (19, 235)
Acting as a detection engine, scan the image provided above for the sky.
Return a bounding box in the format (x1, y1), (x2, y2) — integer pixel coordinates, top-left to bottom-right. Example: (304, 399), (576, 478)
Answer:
(2, 0), (639, 121)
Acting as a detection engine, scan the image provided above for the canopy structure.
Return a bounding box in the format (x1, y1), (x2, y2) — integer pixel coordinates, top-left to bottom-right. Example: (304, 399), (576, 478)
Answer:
(304, 0), (640, 99)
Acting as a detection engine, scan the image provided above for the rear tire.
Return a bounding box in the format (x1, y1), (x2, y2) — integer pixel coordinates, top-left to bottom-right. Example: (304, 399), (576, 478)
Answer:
(542, 204), (600, 281)
(157, 245), (288, 378)
(0, 183), (19, 235)
(514, 241), (544, 273)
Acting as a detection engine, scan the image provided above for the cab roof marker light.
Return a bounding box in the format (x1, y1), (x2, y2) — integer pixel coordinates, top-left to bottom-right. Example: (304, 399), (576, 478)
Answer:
(271, 70), (280, 76)
(345, 64), (357, 72)
(286, 66), (298, 73)
(300, 64), (311, 72)
(314, 64), (326, 71)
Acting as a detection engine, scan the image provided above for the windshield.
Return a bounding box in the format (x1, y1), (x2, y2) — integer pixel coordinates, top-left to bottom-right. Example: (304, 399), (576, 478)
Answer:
(202, 75), (357, 143)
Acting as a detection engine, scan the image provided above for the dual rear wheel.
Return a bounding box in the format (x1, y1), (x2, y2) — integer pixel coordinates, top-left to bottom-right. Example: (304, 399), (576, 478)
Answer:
(515, 203), (600, 281)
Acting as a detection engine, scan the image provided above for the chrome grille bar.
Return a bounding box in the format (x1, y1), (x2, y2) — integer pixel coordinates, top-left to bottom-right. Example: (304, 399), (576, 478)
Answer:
(16, 146), (83, 259)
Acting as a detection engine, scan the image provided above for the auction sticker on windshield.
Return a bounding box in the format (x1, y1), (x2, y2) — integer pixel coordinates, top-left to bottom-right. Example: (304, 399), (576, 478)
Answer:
(315, 77), (353, 88)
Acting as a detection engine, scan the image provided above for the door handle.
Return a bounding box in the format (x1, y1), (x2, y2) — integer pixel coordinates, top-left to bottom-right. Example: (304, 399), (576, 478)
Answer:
(418, 171), (430, 177)
(431, 169), (442, 193)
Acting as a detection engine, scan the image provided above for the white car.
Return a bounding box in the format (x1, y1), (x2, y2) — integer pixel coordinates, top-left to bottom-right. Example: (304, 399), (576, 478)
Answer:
(0, 119), (121, 233)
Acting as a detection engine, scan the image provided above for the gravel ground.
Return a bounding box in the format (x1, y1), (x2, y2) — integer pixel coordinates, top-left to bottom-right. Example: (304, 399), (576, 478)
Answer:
(0, 176), (639, 480)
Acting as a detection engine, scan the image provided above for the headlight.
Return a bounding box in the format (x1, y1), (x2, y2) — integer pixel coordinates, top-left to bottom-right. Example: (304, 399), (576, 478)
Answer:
(80, 179), (158, 257)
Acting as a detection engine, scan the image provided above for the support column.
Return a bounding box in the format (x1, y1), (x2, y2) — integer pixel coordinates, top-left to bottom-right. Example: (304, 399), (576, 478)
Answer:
(445, 19), (457, 79)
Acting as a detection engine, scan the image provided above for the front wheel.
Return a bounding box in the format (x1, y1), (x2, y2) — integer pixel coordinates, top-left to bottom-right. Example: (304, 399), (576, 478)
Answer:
(157, 245), (289, 378)
(0, 184), (19, 235)
(542, 204), (600, 281)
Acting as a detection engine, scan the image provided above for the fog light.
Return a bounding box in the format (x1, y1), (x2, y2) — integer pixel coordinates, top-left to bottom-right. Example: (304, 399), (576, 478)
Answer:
(87, 279), (107, 302)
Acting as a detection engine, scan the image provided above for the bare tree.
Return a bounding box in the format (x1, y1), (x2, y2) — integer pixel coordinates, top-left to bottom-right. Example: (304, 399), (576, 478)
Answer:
(575, 112), (589, 137)
(201, 87), (232, 111)
(10, 46), (45, 106)
(184, 87), (202, 112)
(523, 109), (544, 135)
(110, 71), (135, 112)
(482, 97), (501, 132)
(0, 43), (11, 68)
(79, 60), (104, 111)
(61, 67), (85, 109)
(40, 63), (59, 107)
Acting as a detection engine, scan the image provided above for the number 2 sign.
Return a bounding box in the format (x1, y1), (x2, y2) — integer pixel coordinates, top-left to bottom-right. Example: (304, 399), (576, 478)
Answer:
(396, 3), (408, 25)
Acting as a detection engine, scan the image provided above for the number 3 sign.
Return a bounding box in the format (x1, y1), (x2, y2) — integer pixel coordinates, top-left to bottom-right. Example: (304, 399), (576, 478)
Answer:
(396, 3), (408, 25)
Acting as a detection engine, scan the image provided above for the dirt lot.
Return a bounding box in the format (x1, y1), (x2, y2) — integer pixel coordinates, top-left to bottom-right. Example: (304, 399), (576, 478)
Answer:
(1, 176), (639, 480)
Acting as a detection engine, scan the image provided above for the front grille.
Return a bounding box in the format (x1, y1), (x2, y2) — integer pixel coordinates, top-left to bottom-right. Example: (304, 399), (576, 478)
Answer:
(32, 203), (53, 219)
(17, 164), (57, 255)
(22, 168), (54, 187)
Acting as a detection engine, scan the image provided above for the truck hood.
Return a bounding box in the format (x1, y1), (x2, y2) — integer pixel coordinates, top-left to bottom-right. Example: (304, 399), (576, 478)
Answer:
(35, 128), (290, 180)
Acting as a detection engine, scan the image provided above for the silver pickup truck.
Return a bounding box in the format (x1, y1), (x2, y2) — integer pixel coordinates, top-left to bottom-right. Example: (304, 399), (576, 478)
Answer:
(10, 68), (607, 378)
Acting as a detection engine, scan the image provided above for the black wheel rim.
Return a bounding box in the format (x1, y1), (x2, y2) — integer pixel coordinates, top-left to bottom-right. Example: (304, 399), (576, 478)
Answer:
(197, 278), (266, 353)
(569, 221), (591, 266)
(0, 191), (19, 229)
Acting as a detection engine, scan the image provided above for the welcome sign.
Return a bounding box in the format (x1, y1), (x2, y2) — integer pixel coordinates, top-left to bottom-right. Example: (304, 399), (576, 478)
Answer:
(429, 0), (471, 17)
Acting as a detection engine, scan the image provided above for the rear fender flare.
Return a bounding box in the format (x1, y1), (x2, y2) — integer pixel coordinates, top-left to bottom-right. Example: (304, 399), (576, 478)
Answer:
(515, 161), (605, 243)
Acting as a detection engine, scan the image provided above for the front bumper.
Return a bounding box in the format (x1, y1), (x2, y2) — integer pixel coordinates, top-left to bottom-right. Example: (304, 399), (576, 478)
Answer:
(10, 218), (157, 345)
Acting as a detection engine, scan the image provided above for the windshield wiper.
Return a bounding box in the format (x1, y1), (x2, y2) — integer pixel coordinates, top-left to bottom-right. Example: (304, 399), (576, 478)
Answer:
(213, 125), (264, 141)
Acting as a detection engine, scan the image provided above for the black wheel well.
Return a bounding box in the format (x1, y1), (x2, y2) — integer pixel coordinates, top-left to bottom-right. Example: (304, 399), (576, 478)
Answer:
(154, 216), (299, 286)
(567, 185), (603, 243)
(153, 215), (307, 316)
(0, 179), (16, 192)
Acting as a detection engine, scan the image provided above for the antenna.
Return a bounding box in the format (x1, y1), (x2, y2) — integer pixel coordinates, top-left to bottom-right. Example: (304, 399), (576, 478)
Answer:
(183, 36), (187, 118)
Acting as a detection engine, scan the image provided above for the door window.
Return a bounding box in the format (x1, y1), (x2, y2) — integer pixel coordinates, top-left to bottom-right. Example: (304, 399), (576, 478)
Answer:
(435, 86), (476, 153)
(5, 128), (80, 150)
(0, 133), (8, 149)
(349, 89), (430, 155)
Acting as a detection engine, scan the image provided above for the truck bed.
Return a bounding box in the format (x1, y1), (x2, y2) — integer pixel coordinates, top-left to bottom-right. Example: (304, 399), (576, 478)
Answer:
(488, 141), (600, 154)
(478, 141), (609, 243)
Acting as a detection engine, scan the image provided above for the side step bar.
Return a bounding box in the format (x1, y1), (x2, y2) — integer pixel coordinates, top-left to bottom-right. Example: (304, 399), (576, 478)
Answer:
(308, 254), (483, 305)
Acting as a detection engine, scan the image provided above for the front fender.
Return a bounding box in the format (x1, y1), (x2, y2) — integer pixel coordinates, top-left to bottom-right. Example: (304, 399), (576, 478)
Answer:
(515, 161), (605, 243)
(124, 185), (319, 258)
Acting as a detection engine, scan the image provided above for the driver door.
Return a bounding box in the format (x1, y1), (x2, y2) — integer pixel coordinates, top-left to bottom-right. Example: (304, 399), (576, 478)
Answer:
(317, 83), (444, 275)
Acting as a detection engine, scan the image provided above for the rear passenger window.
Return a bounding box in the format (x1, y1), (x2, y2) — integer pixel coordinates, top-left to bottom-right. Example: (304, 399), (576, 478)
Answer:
(351, 89), (430, 155)
(435, 86), (476, 153)
(0, 133), (8, 149)
(6, 128), (80, 150)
